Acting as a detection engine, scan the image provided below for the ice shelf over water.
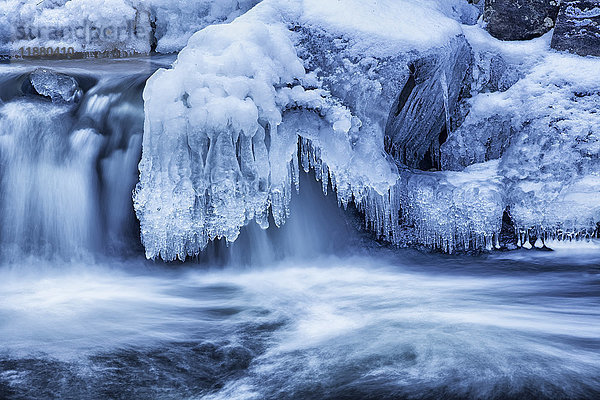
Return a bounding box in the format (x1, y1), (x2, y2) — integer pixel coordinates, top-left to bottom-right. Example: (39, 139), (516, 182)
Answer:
(133, 0), (600, 260)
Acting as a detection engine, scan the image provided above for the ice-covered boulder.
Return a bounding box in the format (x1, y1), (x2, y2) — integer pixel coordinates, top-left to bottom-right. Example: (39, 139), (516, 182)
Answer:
(441, 114), (513, 170)
(551, 0), (600, 57)
(441, 26), (545, 171)
(134, 0), (495, 260)
(24, 68), (82, 103)
(442, 44), (600, 243)
(499, 54), (600, 238)
(472, 53), (522, 93)
(483, 0), (560, 41)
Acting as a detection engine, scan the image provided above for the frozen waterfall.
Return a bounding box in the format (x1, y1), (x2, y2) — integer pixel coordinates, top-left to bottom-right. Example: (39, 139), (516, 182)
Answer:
(1, 1), (599, 262)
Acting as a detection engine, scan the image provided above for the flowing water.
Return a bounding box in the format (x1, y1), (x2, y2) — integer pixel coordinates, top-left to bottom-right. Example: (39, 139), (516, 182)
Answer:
(0, 60), (598, 400)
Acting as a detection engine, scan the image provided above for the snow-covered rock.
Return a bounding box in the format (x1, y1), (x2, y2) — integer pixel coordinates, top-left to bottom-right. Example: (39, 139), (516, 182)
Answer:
(134, 0), (490, 260)
(134, 0), (600, 260)
(551, 0), (600, 57)
(442, 29), (600, 245)
(499, 54), (600, 237)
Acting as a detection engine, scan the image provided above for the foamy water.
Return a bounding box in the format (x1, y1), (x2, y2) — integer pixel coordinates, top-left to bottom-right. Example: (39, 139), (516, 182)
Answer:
(1, 251), (598, 399)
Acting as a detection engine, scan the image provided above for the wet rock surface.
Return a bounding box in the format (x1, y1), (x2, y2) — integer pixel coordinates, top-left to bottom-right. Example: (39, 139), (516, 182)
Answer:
(384, 36), (473, 170)
(551, 0), (600, 56)
(484, 0), (560, 40)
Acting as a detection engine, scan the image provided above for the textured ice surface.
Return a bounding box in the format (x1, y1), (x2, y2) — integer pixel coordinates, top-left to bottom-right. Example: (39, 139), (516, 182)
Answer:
(0, 0), (261, 54)
(500, 54), (600, 236)
(136, 1), (600, 259)
(27, 68), (82, 103)
(134, 12), (379, 260)
(134, 0), (500, 260)
(384, 36), (472, 168)
(442, 27), (600, 243)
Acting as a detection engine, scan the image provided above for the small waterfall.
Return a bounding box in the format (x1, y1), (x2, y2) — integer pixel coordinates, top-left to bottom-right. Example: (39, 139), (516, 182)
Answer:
(0, 101), (101, 257)
(0, 65), (154, 259)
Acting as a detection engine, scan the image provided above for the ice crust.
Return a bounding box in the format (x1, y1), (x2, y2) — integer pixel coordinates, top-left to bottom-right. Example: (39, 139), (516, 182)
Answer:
(134, 0), (600, 260)
(28, 68), (82, 103)
(442, 29), (600, 242)
(0, 0), (261, 54)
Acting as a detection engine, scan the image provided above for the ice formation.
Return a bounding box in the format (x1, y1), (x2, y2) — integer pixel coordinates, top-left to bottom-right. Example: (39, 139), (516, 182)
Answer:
(135, 0), (600, 260)
(134, 14), (388, 260)
(442, 27), (600, 244)
(27, 68), (82, 103)
(133, 0), (494, 260)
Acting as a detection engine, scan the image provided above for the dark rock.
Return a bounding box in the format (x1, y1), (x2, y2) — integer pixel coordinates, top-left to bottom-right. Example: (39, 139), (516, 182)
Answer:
(484, 0), (560, 41)
(499, 207), (518, 250)
(551, 1), (600, 56)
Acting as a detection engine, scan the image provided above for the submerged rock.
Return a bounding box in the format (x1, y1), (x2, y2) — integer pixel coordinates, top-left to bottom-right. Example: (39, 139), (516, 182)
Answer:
(483, 0), (560, 40)
(551, 0), (600, 56)
(24, 69), (82, 103)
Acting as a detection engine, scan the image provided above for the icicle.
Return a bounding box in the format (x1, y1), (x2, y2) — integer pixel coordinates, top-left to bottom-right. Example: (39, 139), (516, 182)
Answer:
(440, 71), (451, 138)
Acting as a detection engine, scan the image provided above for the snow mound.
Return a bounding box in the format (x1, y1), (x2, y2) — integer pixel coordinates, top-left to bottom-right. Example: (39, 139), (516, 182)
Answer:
(134, 16), (369, 260)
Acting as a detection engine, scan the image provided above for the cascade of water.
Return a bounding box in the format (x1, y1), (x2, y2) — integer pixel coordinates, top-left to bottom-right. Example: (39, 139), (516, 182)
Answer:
(0, 65), (154, 259)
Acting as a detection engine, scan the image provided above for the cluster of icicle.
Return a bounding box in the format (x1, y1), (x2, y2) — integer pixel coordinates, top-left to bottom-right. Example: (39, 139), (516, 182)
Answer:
(135, 11), (600, 261)
(514, 226), (600, 249)
(299, 138), (505, 254)
(133, 18), (365, 261)
(132, 4), (506, 261)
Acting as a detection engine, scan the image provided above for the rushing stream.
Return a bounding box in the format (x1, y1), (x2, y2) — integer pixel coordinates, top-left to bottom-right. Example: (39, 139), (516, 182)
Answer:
(1, 248), (599, 399)
(0, 59), (598, 400)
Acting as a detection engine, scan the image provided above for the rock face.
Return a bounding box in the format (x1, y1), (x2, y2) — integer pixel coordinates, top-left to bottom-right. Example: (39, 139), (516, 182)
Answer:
(384, 36), (473, 170)
(551, 0), (600, 56)
(440, 52), (521, 171)
(484, 0), (560, 40)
